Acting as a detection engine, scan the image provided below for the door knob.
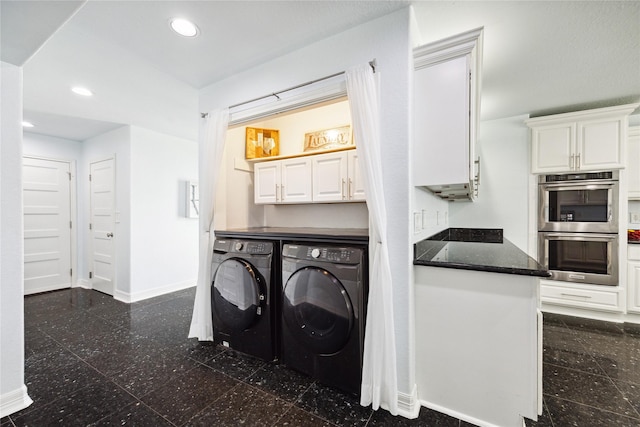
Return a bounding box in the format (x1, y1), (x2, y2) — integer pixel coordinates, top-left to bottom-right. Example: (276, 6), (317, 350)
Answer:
(107, 232), (114, 238)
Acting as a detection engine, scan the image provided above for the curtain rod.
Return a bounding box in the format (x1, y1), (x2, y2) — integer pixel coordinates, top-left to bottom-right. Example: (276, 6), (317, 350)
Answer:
(201, 59), (376, 118)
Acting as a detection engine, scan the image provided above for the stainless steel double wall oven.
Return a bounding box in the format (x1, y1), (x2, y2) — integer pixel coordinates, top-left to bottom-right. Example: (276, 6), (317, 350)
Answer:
(538, 171), (619, 286)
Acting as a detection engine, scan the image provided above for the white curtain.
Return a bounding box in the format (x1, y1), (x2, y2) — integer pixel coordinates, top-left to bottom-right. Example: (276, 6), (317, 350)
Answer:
(346, 64), (398, 414)
(188, 108), (229, 341)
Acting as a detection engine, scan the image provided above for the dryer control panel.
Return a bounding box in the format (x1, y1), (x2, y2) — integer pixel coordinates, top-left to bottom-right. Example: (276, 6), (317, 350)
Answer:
(283, 244), (362, 265)
(214, 239), (273, 255)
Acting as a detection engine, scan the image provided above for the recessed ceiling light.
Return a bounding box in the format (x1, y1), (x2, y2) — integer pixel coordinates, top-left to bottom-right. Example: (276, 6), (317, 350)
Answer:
(72, 86), (93, 97)
(22, 121), (35, 128)
(170, 18), (199, 37)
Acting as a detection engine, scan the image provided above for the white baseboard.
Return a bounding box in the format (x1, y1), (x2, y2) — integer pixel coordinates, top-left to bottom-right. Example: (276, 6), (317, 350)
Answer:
(74, 279), (92, 289)
(23, 283), (71, 296)
(395, 385), (420, 419)
(419, 399), (505, 427)
(114, 280), (196, 303)
(0, 384), (33, 418)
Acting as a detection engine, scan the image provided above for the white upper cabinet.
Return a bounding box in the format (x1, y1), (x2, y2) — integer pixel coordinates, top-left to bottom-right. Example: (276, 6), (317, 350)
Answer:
(413, 27), (483, 201)
(312, 150), (365, 203)
(312, 151), (348, 202)
(254, 157), (312, 204)
(629, 126), (640, 199)
(254, 149), (364, 205)
(526, 104), (639, 174)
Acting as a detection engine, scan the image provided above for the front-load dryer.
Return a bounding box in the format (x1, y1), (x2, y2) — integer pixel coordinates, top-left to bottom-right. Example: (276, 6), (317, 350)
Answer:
(211, 238), (278, 362)
(280, 243), (367, 395)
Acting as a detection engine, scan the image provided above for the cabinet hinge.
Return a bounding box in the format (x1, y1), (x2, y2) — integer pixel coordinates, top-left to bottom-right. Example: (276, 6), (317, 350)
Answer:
(70, 268), (73, 276)
(68, 172), (72, 181)
(89, 272), (93, 279)
(89, 223), (92, 230)
(70, 221), (72, 229)
(89, 174), (92, 181)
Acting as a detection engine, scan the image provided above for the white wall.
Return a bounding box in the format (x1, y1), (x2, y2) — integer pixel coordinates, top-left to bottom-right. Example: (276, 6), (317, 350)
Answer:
(0, 61), (32, 416)
(82, 126), (132, 295)
(129, 126), (198, 301)
(200, 7), (416, 406)
(449, 115), (531, 251)
(23, 132), (82, 161)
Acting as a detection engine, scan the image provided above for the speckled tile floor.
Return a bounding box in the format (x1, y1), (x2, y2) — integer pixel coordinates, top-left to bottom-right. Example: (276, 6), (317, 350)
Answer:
(2, 288), (640, 426)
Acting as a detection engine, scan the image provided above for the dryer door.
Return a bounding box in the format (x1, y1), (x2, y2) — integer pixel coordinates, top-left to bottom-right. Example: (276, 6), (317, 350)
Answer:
(283, 266), (353, 355)
(212, 258), (264, 333)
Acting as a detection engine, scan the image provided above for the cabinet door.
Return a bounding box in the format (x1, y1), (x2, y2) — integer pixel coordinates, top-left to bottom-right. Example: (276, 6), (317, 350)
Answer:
(628, 261), (640, 314)
(628, 127), (640, 199)
(254, 161), (279, 204)
(531, 123), (575, 173)
(312, 152), (348, 202)
(281, 158), (312, 203)
(577, 118), (625, 171)
(413, 55), (470, 187)
(348, 150), (366, 201)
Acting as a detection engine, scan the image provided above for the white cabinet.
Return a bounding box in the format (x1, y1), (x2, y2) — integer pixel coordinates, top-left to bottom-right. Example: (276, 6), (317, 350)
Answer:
(413, 27), (482, 201)
(312, 150), (364, 202)
(627, 245), (640, 314)
(629, 126), (640, 199)
(526, 104), (639, 174)
(254, 157), (312, 204)
(254, 149), (363, 205)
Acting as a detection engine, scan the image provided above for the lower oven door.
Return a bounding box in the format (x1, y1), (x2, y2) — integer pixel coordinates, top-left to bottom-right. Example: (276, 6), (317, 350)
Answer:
(538, 232), (618, 286)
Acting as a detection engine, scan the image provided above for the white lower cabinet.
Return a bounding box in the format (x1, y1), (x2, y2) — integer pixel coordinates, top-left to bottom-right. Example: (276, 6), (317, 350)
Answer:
(628, 245), (640, 314)
(254, 157), (312, 204)
(255, 149), (364, 205)
(540, 280), (623, 313)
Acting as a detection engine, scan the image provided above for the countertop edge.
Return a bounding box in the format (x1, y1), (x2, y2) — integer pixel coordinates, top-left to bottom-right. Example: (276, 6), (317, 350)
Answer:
(413, 259), (551, 278)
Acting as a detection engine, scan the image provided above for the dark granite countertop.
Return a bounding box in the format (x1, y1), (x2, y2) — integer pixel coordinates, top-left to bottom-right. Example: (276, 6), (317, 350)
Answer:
(414, 228), (551, 277)
(215, 227), (369, 244)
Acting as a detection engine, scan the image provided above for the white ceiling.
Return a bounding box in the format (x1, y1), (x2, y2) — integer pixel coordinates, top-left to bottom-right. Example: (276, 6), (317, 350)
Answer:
(3, 1), (640, 142)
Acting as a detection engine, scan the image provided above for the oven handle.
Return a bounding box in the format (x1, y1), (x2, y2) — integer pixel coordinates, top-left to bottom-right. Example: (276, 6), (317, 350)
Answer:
(539, 182), (617, 191)
(541, 232), (618, 241)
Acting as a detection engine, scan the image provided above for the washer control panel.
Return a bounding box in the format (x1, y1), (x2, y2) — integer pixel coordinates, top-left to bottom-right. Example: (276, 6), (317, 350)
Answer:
(214, 239), (272, 255)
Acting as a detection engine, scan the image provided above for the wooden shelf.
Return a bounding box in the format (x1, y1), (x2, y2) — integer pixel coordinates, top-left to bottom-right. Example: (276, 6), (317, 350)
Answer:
(245, 145), (356, 163)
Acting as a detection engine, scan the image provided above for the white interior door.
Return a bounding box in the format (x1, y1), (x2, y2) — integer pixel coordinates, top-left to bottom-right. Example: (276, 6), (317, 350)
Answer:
(89, 158), (116, 296)
(23, 157), (72, 295)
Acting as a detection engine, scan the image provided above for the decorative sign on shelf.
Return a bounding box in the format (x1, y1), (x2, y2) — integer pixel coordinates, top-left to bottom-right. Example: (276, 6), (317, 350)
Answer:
(246, 127), (280, 159)
(304, 125), (352, 152)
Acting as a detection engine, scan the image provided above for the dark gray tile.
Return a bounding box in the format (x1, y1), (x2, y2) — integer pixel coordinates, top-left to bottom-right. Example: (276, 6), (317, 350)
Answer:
(141, 364), (240, 426)
(12, 380), (136, 426)
(561, 315), (625, 336)
(0, 416), (16, 427)
(543, 324), (606, 375)
(613, 380), (640, 419)
(110, 350), (200, 397)
(575, 330), (640, 385)
(274, 405), (333, 426)
(184, 339), (227, 364)
(24, 357), (106, 407)
(204, 348), (266, 381)
(368, 406), (459, 426)
(185, 383), (291, 426)
(543, 364), (638, 417)
(623, 322), (640, 337)
(38, 310), (121, 347)
(89, 401), (173, 426)
(544, 395), (640, 427)
(297, 383), (372, 426)
(524, 399), (554, 427)
(246, 362), (315, 402)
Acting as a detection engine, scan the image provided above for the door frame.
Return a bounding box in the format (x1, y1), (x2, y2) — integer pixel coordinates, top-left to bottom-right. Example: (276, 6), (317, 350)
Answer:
(88, 156), (117, 296)
(23, 155), (78, 292)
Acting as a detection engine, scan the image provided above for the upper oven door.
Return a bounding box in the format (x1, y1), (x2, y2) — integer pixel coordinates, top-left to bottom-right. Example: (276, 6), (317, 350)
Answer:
(538, 180), (619, 232)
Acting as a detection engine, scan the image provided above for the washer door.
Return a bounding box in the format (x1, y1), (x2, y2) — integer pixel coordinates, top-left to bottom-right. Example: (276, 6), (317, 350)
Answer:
(212, 258), (264, 333)
(282, 266), (353, 355)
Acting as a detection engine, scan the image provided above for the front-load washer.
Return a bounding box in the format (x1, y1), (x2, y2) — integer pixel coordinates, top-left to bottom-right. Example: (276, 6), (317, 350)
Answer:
(211, 238), (278, 362)
(280, 243), (367, 395)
